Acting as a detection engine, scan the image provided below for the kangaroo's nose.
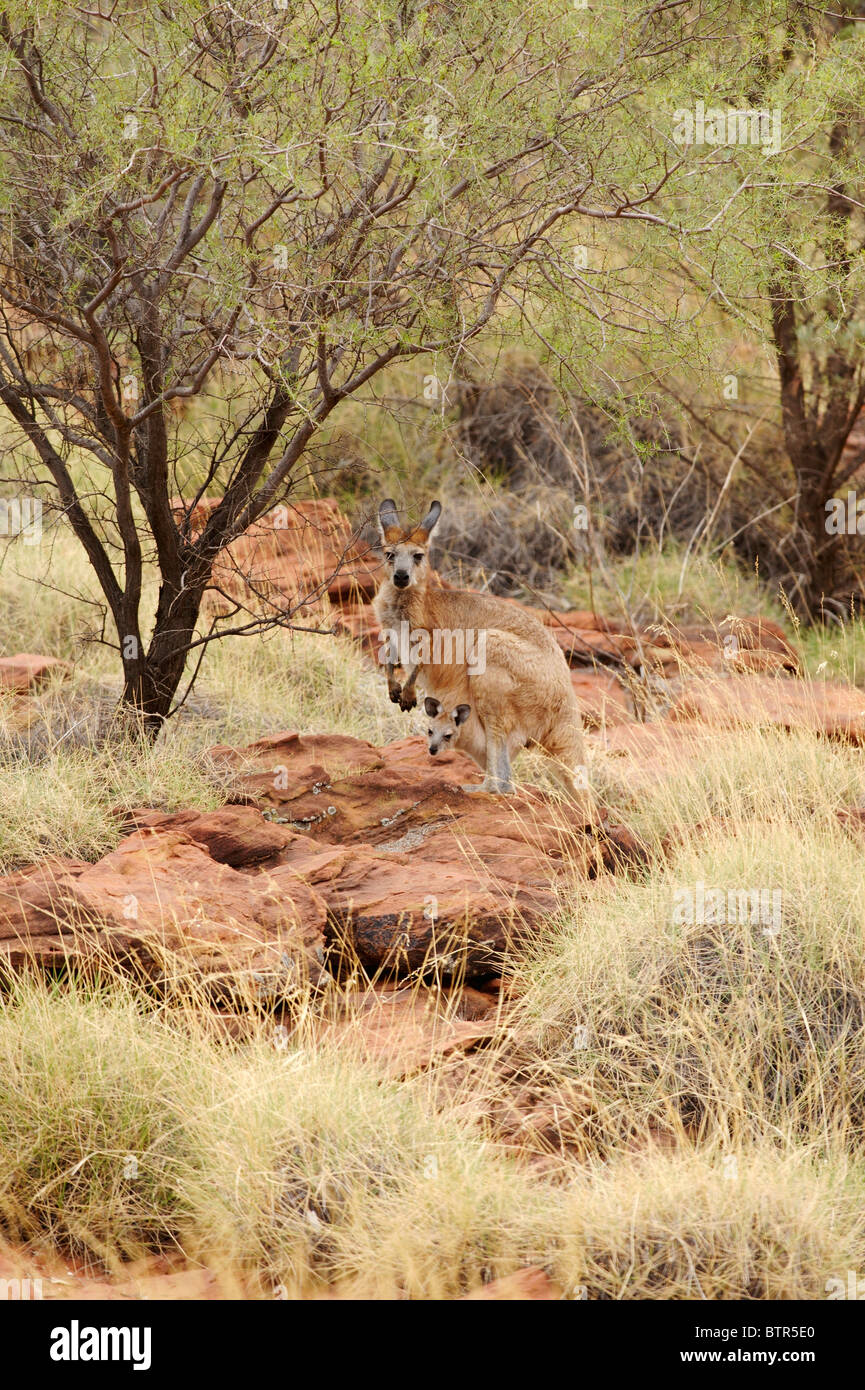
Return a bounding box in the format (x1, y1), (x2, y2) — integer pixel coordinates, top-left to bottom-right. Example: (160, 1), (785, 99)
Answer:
(429, 744), (439, 755)
(393, 571), (410, 587)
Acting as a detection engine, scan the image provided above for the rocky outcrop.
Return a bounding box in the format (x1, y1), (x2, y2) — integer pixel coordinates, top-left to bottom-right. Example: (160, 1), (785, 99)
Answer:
(206, 731), (612, 976)
(670, 673), (865, 742)
(0, 653), (70, 693)
(0, 826), (328, 998)
(185, 497), (380, 620)
(327, 586), (797, 696)
(0, 733), (643, 989)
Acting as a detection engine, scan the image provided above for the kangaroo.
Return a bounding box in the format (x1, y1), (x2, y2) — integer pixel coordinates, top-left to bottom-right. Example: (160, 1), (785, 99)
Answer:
(374, 498), (594, 820)
(425, 699), (474, 757)
(421, 634), (593, 817)
(373, 497), (562, 712)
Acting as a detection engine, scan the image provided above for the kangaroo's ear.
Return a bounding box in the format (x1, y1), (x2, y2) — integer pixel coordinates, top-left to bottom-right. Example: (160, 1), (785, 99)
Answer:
(453, 703), (471, 726)
(378, 498), (400, 541)
(419, 499), (442, 540)
(424, 696), (441, 717)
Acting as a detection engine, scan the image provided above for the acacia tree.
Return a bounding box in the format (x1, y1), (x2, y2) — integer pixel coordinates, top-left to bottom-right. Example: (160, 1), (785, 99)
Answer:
(0, 0), (713, 734)
(763, 2), (865, 614)
(612, 0), (865, 616)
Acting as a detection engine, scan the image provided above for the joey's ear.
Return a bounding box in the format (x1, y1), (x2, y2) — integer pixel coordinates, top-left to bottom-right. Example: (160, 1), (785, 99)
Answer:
(419, 499), (442, 540)
(378, 498), (400, 541)
(424, 696), (441, 717)
(453, 703), (471, 726)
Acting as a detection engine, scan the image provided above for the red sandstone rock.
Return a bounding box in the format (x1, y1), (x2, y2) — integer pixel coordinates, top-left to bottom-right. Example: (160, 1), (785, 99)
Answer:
(330, 602), (382, 657)
(207, 732), (633, 975)
(117, 803), (294, 866)
(570, 669), (633, 726)
(0, 654), (70, 693)
(462, 1267), (561, 1300)
(0, 727), (645, 988)
(670, 674), (865, 742)
(195, 497), (380, 619)
(645, 617), (799, 675)
(320, 982), (498, 1078)
(591, 720), (719, 782)
(0, 828), (328, 995)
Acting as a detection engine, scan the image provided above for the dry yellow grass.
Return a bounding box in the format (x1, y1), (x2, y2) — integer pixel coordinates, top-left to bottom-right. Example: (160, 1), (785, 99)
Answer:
(1, 524), (865, 1298)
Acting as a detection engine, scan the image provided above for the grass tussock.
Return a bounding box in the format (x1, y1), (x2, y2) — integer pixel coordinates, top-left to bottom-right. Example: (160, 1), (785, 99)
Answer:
(555, 1149), (863, 1300)
(515, 812), (865, 1146)
(0, 977), (551, 1296)
(0, 976), (860, 1299)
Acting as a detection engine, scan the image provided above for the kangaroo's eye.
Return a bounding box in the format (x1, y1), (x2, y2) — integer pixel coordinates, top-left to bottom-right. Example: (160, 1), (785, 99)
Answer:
(444, 732), (452, 739)
(413, 553), (424, 563)
(427, 729), (433, 736)
(385, 551), (394, 561)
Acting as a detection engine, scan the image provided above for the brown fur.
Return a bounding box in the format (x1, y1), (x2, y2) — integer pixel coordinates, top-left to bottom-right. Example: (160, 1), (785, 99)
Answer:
(422, 632), (592, 815)
(374, 499), (594, 818)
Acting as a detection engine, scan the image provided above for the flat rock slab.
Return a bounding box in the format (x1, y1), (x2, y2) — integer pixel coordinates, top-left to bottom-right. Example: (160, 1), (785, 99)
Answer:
(591, 720), (721, 783)
(210, 731), (588, 847)
(0, 653), (70, 693)
(0, 828), (328, 997)
(117, 803), (295, 866)
(319, 983), (499, 1079)
(671, 674), (865, 742)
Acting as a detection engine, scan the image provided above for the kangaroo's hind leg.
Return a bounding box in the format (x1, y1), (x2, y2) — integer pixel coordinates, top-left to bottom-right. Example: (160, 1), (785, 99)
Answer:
(461, 665), (519, 795)
(543, 723), (597, 827)
(462, 731), (514, 795)
(491, 736), (514, 794)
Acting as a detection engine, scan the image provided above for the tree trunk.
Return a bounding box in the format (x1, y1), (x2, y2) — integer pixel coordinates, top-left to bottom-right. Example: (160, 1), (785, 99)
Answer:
(788, 461), (843, 618)
(119, 581), (205, 739)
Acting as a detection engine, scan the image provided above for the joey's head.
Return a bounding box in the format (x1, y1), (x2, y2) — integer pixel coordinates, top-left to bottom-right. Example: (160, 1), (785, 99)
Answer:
(377, 498), (441, 590)
(424, 696), (471, 755)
